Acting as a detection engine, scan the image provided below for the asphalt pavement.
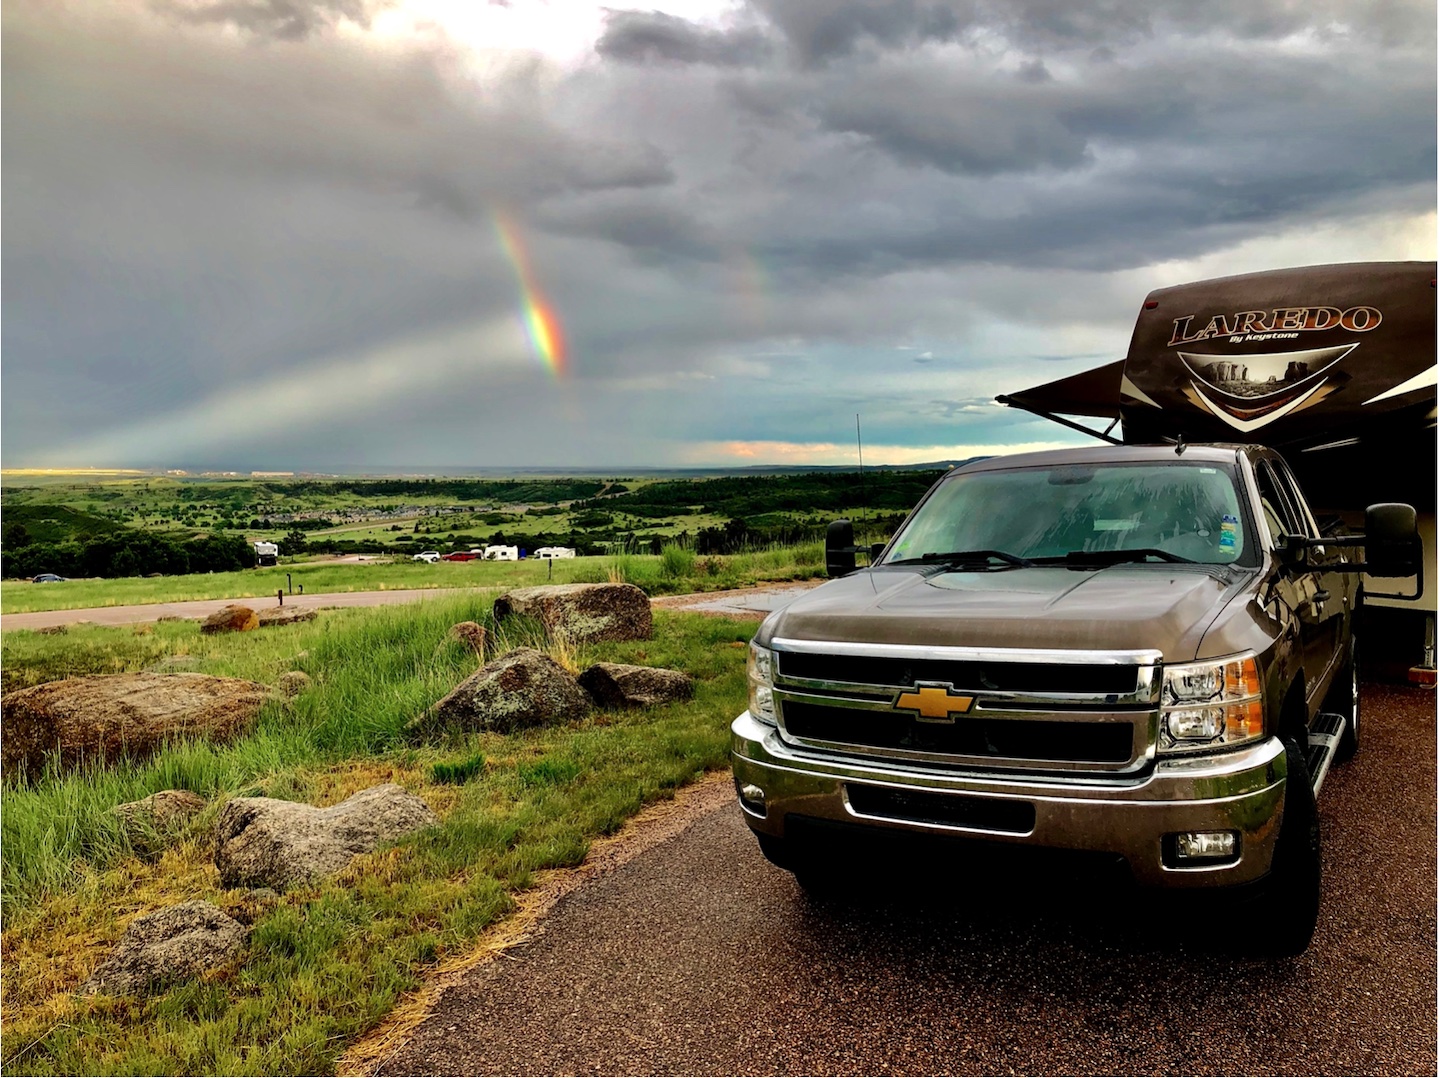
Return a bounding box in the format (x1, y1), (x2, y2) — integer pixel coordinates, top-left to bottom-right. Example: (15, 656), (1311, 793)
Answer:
(377, 682), (1436, 1076)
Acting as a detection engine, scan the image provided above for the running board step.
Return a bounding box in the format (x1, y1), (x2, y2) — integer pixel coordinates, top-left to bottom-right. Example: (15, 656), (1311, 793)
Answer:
(1306, 712), (1347, 798)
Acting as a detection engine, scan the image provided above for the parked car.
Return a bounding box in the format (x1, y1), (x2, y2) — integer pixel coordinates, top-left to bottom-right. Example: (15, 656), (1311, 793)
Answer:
(412, 551), (441, 563)
(31, 573), (66, 583)
(442, 550), (485, 561)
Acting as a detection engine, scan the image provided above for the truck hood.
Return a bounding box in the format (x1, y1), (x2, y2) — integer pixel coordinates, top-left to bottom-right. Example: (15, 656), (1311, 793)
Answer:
(760, 565), (1248, 662)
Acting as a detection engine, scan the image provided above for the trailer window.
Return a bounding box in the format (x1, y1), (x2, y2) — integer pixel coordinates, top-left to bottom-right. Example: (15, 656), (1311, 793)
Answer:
(885, 462), (1253, 566)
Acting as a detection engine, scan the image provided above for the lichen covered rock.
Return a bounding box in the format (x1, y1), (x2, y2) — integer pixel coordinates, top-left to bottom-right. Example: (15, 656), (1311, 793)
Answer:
(82, 901), (247, 997)
(215, 784), (439, 890)
(412, 648), (591, 738)
(1, 673), (270, 777)
(578, 662), (695, 709)
(200, 605), (258, 634)
(492, 583), (651, 643)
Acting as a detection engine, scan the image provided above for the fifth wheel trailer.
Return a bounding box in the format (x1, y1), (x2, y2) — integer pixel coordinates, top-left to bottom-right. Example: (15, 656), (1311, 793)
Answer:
(998, 261), (1436, 677)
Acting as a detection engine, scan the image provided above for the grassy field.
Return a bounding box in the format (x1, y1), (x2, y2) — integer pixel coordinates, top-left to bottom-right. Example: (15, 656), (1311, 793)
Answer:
(1, 596), (757, 1075)
(1, 546), (829, 616)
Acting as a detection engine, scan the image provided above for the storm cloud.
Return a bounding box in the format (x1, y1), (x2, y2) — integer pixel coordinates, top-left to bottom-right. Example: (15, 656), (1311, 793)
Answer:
(3, 0), (1433, 470)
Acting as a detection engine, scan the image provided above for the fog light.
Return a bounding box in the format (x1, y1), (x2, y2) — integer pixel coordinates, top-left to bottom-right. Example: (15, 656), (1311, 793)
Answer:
(739, 783), (766, 812)
(1175, 830), (1237, 861)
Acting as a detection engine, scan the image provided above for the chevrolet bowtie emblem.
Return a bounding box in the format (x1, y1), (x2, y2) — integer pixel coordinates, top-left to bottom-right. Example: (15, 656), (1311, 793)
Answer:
(895, 684), (974, 723)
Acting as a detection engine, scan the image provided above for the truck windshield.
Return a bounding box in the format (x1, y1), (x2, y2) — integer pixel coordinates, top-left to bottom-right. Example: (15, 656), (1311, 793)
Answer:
(883, 462), (1251, 567)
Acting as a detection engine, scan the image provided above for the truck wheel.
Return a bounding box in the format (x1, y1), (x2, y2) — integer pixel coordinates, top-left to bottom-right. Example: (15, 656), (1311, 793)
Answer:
(1326, 634), (1359, 762)
(754, 832), (846, 896)
(1245, 738), (1322, 957)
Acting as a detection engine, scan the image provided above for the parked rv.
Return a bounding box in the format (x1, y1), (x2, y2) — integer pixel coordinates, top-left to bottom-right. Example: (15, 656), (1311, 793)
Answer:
(534, 547), (576, 559)
(253, 541), (279, 568)
(483, 545), (520, 561)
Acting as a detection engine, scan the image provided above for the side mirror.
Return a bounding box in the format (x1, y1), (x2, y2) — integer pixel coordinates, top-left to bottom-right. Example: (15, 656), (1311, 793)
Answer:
(1365, 503), (1421, 578)
(826, 519), (856, 577)
(869, 542), (886, 564)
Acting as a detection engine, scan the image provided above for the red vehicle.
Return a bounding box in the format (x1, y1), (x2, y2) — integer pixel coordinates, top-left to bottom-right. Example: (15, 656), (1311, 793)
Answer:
(441, 550), (484, 562)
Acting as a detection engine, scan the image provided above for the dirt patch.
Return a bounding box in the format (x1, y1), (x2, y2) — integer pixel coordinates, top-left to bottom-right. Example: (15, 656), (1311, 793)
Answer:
(335, 770), (735, 1076)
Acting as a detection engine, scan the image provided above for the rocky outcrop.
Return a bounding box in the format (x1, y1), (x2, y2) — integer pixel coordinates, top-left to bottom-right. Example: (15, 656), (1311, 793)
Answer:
(256, 606), (317, 628)
(449, 621), (487, 657)
(82, 901), (247, 997)
(200, 605), (258, 634)
(1, 673), (270, 777)
(578, 663), (695, 709)
(114, 789), (207, 851)
(277, 671), (311, 697)
(215, 784), (439, 890)
(412, 648), (591, 738)
(492, 583), (651, 644)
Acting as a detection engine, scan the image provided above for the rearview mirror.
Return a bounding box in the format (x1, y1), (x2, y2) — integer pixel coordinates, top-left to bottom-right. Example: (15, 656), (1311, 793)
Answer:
(826, 519), (856, 577)
(1365, 503), (1420, 578)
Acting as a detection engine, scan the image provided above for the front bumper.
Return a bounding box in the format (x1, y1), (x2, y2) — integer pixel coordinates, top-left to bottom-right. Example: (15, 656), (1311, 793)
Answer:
(731, 711), (1288, 887)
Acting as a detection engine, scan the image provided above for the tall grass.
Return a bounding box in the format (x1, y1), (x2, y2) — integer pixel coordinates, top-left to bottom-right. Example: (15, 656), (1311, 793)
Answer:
(1, 601), (757, 1076)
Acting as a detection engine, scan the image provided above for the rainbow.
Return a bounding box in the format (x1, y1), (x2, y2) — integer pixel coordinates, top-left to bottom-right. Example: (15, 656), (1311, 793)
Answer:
(492, 209), (568, 378)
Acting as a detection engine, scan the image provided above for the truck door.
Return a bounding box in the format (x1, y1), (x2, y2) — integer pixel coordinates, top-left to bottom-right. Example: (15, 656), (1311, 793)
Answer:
(1256, 459), (1334, 706)
(1273, 456), (1349, 702)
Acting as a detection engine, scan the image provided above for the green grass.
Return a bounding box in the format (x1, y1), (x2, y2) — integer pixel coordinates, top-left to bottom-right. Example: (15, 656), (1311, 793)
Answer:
(2, 546), (829, 616)
(1, 599), (757, 1075)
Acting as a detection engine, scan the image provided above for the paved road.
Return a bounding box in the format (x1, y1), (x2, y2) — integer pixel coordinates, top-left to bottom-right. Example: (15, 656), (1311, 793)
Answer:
(379, 683), (1436, 1076)
(2, 582), (821, 632)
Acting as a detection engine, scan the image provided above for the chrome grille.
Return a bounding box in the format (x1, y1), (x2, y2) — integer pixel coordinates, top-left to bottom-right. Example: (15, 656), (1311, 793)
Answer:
(771, 638), (1162, 775)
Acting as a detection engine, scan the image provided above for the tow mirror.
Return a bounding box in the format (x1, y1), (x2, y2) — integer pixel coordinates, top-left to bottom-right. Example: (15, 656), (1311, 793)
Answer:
(826, 519), (856, 577)
(870, 542), (887, 563)
(1365, 503), (1421, 578)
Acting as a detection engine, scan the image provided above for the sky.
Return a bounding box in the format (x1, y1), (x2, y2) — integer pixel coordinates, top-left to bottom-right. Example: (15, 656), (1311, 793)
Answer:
(3, 0), (1435, 471)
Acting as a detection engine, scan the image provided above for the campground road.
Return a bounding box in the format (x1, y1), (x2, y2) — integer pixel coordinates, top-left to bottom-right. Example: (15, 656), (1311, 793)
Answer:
(376, 683), (1436, 1076)
(0, 581), (820, 632)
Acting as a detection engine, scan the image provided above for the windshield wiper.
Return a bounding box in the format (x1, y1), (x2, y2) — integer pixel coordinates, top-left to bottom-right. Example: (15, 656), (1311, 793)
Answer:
(890, 549), (1036, 569)
(1062, 548), (1197, 566)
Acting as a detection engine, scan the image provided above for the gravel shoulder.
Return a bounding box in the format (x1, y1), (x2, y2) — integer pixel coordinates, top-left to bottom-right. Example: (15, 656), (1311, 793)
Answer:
(364, 683), (1437, 1076)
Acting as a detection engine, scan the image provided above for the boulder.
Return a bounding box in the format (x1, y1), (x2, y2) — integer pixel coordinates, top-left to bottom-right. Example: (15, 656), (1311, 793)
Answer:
(277, 671), (311, 697)
(1, 673), (271, 777)
(578, 663), (695, 709)
(412, 648), (591, 738)
(200, 605), (258, 635)
(215, 784), (439, 890)
(82, 901), (247, 997)
(115, 789), (207, 851)
(449, 621), (487, 657)
(257, 606), (317, 628)
(492, 583), (651, 644)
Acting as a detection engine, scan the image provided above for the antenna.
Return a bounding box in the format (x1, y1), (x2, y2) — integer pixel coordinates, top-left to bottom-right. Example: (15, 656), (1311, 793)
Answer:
(856, 413), (865, 523)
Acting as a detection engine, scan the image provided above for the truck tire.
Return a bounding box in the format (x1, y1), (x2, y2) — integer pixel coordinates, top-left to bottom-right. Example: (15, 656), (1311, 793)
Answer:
(1245, 737), (1322, 957)
(1326, 633), (1359, 762)
(754, 832), (847, 896)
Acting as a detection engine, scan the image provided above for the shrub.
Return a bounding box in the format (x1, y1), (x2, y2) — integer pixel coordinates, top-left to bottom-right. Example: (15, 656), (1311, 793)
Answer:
(659, 544), (694, 578)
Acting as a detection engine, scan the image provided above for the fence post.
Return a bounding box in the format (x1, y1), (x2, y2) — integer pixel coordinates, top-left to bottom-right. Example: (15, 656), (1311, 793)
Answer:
(277, 589), (284, 606)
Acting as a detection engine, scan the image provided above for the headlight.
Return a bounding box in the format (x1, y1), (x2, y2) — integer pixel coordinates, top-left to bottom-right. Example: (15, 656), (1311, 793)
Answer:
(747, 642), (776, 724)
(1159, 653), (1263, 753)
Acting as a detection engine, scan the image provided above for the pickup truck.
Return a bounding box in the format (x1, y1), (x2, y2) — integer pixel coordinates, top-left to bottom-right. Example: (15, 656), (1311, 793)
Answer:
(732, 442), (1420, 954)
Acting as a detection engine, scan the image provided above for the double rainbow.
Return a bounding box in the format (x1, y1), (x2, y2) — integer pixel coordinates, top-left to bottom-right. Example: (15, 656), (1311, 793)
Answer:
(492, 210), (568, 378)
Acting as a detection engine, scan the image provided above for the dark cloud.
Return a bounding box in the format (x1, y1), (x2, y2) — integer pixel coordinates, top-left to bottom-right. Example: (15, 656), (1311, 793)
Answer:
(1, 0), (1432, 469)
(597, 9), (770, 66)
(153, 0), (386, 40)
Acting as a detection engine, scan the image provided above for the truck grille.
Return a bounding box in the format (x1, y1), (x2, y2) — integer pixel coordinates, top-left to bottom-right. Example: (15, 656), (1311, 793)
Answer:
(771, 639), (1160, 775)
(783, 701), (1133, 764)
(779, 652), (1136, 696)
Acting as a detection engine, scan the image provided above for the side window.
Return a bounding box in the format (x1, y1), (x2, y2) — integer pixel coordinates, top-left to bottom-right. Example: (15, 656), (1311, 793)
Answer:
(1272, 458), (1320, 539)
(1254, 462), (1302, 547)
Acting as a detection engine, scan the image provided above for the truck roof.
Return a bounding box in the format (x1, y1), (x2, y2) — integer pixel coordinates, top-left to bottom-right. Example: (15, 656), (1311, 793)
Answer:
(956, 443), (1248, 473)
